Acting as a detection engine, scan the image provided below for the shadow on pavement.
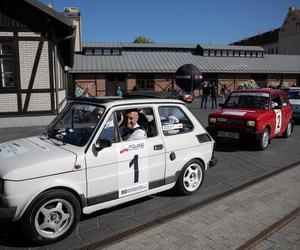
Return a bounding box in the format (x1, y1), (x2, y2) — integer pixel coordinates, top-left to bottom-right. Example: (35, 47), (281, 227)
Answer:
(0, 222), (37, 248)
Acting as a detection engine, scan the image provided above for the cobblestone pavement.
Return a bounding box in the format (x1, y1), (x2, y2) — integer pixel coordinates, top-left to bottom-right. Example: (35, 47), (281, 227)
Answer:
(0, 101), (300, 249)
(254, 215), (300, 250)
(104, 165), (300, 250)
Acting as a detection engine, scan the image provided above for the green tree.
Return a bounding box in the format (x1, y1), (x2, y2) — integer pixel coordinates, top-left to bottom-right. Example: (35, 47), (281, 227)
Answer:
(133, 36), (153, 44)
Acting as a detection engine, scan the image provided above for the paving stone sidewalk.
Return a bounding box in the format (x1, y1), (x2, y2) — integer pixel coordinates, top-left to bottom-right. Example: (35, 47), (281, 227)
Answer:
(104, 165), (300, 250)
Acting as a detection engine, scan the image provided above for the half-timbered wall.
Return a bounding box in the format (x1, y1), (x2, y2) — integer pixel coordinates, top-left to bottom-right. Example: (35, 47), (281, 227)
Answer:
(0, 30), (67, 118)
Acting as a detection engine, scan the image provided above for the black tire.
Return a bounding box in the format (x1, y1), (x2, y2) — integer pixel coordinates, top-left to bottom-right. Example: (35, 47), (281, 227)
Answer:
(282, 120), (293, 138)
(21, 189), (81, 244)
(176, 160), (204, 195)
(257, 128), (270, 150)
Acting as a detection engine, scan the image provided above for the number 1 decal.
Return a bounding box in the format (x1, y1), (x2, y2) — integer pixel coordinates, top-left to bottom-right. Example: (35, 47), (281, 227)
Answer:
(129, 154), (139, 183)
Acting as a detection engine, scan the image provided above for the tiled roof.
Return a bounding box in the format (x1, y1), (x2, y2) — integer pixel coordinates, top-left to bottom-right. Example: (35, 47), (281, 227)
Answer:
(71, 51), (300, 74)
(231, 28), (280, 46)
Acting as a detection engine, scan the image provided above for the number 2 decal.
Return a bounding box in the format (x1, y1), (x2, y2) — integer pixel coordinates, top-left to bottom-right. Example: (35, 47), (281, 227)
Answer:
(129, 154), (139, 183)
(274, 110), (282, 133)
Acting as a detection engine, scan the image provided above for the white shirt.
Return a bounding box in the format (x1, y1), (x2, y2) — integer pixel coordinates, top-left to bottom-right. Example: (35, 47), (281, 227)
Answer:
(121, 123), (147, 141)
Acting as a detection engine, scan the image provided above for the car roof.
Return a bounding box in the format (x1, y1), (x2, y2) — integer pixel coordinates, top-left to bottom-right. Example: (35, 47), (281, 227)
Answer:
(235, 88), (284, 94)
(69, 96), (184, 109)
(287, 87), (300, 91)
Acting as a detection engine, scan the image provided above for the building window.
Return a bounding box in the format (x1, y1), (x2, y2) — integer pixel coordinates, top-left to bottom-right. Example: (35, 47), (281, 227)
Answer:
(0, 42), (14, 88)
(203, 50), (209, 56)
(234, 51), (239, 57)
(257, 51), (263, 57)
(275, 47), (279, 54)
(246, 51), (251, 57)
(84, 48), (93, 55)
(216, 50), (221, 56)
(209, 50), (215, 56)
(112, 49), (121, 55)
(240, 51), (245, 57)
(222, 50), (228, 56)
(228, 50), (233, 56)
(103, 49), (111, 55)
(137, 79), (154, 90)
(251, 51), (257, 57)
(94, 48), (102, 55)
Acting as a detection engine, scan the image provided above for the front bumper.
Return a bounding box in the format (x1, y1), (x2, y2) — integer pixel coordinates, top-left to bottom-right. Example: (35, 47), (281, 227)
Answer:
(0, 202), (17, 222)
(208, 127), (263, 143)
(209, 156), (218, 168)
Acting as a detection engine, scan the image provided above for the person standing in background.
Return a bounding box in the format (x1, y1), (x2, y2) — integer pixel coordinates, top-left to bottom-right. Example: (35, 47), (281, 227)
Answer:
(200, 81), (210, 109)
(116, 86), (123, 96)
(210, 80), (217, 109)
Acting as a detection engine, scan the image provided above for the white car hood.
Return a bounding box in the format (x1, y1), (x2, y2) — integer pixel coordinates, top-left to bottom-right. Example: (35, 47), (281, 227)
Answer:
(0, 137), (77, 180)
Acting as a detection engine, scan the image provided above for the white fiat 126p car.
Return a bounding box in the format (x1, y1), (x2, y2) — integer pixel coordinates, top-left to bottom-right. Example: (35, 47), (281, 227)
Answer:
(0, 95), (216, 244)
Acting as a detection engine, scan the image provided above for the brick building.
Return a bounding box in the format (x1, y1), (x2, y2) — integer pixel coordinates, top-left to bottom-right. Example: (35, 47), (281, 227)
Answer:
(70, 42), (300, 97)
(0, 0), (75, 127)
(232, 7), (300, 55)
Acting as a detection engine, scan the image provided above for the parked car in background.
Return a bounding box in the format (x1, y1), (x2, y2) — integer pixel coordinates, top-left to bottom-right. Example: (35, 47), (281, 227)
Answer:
(285, 87), (300, 120)
(0, 95), (216, 244)
(208, 89), (293, 150)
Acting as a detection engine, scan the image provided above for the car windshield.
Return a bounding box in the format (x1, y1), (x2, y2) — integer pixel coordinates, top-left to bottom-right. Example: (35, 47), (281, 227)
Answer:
(224, 92), (270, 109)
(43, 102), (105, 146)
(288, 90), (300, 99)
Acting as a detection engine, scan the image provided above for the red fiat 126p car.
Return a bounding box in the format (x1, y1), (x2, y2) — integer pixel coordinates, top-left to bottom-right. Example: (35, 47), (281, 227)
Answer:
(208, 89), (293, 150)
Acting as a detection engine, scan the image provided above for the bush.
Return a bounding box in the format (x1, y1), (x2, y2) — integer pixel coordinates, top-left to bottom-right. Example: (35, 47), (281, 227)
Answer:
(237, 79), (259, 89)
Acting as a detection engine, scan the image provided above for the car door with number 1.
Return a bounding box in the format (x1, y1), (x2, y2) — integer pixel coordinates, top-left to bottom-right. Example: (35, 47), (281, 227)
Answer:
(85, 108), (166, 207)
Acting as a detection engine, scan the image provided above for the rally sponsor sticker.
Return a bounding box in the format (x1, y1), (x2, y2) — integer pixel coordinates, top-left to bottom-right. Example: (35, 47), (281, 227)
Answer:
(162, 123), (183, 131)
(222, 111), (247, 116)
(231, 92), (270, 97)
(25, 138), (50, 151)
(117, 140), (149, 198)
(119, 182), (149, 198)
(0, 142), (29, 159)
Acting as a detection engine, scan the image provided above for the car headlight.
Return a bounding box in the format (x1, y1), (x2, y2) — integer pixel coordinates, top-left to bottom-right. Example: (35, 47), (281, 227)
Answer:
(247, 120), (256, 127)
(209, 117), (217, 124)
(0, 178), (4, 194)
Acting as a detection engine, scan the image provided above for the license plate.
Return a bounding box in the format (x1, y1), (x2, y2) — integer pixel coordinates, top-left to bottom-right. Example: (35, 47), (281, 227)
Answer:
(217, 131), (239, 139)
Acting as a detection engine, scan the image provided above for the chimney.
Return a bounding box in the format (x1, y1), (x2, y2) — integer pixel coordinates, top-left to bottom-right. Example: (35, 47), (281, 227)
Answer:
(289, 6), (294, 12)
(47, 2), (53, 9)
(64, 7), (82, 52)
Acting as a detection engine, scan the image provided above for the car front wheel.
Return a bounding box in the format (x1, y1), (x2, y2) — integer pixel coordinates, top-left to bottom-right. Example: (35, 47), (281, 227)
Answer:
(21, 189), (81, 244)
(176, 160), (204, 195)
(258, 128), (270, 150)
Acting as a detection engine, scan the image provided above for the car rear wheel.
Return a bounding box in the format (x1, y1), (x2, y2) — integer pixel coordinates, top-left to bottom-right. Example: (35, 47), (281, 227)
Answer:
(282, 120), (293, 138)
(21, 189), (81, 244)
(176, 160), (204, 195)
(258, 128), (270, 150)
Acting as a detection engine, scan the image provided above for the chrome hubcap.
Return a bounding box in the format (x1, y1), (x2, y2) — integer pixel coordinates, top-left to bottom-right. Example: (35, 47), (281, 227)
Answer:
(262, 130), (269, 148)
(287, 122), (292, 136)
(34, 199), (74, 239)
(183, 163), (203, 192)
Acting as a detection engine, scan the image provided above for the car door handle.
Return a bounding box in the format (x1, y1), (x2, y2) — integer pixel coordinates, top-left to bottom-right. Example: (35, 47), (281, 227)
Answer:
(154, 144), (164, 150)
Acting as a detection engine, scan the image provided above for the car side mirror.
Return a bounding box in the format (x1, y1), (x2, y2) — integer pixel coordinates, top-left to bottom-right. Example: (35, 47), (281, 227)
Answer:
(95, 138), (112, 151)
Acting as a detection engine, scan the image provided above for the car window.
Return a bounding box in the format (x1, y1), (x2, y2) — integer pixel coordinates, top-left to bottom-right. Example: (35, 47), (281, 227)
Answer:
(111, 107), (158, 142)
(271, 94), (282, 108)
(280, 94), (288, 106)
(99, 113), (119, 143)
(225, 92), (270, 109)
(158, 106), (193, 136)
(45, 103), (105, 146)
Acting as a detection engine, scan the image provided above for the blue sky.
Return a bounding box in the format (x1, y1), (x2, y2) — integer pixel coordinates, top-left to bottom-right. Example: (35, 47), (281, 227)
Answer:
(41, 0), (300, 44)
